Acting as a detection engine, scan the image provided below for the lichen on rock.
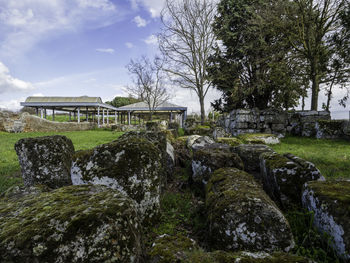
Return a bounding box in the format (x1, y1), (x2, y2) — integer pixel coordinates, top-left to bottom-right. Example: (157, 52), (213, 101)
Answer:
(192, 146), (243, 185)
(232, 144), (274, 174)
(302, 181), (350, 261)
(148, 234), (198, 263)
(71, 136), (163, 222)
(216, 137), (243, 147)
(260, 152), (325, 209)
(206, 168), (294, 253)
(14, 135), (75, 189)
(238, 133), (281, 145)
(0, 185), (142, 263)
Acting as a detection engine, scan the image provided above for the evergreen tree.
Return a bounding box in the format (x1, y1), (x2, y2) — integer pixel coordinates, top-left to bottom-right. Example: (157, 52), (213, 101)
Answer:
(208, 0), (304, 112)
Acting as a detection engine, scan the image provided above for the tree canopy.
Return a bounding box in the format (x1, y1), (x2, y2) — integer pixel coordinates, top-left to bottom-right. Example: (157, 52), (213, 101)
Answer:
(209, 0), (350, 112)
(105, 96), (141, 108)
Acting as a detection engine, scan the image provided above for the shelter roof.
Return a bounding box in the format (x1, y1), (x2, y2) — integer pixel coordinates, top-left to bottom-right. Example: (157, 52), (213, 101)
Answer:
(21, 96), (117, 111)
(117, 101), (187, 112)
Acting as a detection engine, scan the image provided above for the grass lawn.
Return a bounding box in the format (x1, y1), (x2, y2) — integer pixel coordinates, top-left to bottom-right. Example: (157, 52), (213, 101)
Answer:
(272, 136), (350, 179)
(0, 130), (123, 193)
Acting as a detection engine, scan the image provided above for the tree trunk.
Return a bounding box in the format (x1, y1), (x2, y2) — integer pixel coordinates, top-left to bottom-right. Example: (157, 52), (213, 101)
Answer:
(199, 95), (205, 124)
(310, 58), (320, 111)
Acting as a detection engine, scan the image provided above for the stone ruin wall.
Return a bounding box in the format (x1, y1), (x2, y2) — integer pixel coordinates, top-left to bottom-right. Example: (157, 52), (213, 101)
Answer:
(0, 111), (95, 133)
(219, 108), (350, 139)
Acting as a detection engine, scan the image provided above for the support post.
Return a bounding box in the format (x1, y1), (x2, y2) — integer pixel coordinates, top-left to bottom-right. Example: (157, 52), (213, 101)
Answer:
(77, 107), (80, 123)
(52, 108), (55, 121)
(107, 110), (109, 125)
(97, 107), (100, 127)
(128, 111), (131, 125)
(170, 111), (173, 122)
(36, 108), (39, 116)
(86, 107), (88, 122)
(40, 108), (43, 119)
(115, 111), (117, 124)
(44, 109), (47, 119)
(103, 109), (105, 125)
(69, 112), (71, 122)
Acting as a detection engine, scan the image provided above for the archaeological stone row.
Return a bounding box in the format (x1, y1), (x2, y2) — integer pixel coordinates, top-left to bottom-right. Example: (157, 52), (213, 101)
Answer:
(0, 129), (349, 262)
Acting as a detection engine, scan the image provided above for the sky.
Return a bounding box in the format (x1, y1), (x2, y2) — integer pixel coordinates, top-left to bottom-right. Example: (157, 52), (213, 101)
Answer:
(0, 0), (348, 118)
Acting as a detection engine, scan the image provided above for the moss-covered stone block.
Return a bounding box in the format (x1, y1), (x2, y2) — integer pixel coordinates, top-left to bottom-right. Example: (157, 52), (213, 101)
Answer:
(302, 181), (350, 261)
(206, 168), (294, 253)
(187, 135), (215, 150)
(0, 185), (142, 263)
(238, 133), (280, 145)
(148, 234), (198, 263)
(260, 152), (325, 209)
(217, 137), (243, 147)
(71, 136), (163, 222)
(119, 131), (174, 180)
(232, 144), (274, 174)
(192, 147), (243, 184)
(184, 125), (212, 136)
(14, 135), (75, 189)
(187, 251), (314, 263)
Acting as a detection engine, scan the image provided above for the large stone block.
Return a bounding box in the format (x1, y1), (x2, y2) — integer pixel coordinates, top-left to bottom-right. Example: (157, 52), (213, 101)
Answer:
(192, 146), (243, 184)
(260, 152), (325, 209)
(302, 181), (350, 261)
(71, 136), (163, 222)
(232, 144), (274, 174)
(206, 168), (294, 252)
(0, 185), (142, 263)
(15, 135), (75, 189)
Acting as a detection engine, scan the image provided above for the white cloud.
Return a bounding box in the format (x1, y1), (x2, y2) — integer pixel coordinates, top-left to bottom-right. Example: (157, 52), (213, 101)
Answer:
(0, 0), (121, 58)
(0, 62), (34, 94)
(133, 15), (148, 27)
(144, 34), (158, 45)
(129, 0), (165, 18)
(125, 42), (134, 48)
(96, 48), (115, 54)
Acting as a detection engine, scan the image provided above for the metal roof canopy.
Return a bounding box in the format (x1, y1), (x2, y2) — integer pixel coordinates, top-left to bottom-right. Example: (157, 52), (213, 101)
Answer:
(21, 96), (118, 112)
(117, 101), (187, 112)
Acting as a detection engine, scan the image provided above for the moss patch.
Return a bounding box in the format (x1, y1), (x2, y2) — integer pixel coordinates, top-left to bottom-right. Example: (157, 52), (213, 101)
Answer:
(216, 137), (243, 146)
(0, 185), (142, 263)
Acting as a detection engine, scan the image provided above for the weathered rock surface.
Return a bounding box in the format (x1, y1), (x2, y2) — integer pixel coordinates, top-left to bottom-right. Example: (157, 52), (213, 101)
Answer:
(302, 181), (350, 261)
(192, 147), (243, 184)
(212, 127), (231, 139)
(148, 234), (198, 263)
(216, 137), (243, 147)
(260, 152), (325, 209)
(15, 135), (75, 188)
(119, 130), (175, 176)
(238, 133), (281, 145)
(0, 185), (142, 263)
(232, 144), (274, 174)
(206, 168), (294, 253)
(71, 136), (163, 221)
(148, 234), (312, 263)
(187, 135), (215, 151)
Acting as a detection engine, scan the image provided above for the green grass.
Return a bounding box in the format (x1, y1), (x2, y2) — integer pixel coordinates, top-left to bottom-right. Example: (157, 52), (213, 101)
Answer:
(271, 136), (350, 179)
(0, 130), (123, 193)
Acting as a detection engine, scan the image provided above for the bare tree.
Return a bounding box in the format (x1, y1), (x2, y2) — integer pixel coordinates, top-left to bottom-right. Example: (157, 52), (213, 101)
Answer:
(126, 56), (170, 120)
(159, 0), (217, 124)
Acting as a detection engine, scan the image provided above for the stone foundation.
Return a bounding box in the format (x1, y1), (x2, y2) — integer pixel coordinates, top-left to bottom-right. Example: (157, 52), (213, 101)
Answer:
(219, 109), (349, 139)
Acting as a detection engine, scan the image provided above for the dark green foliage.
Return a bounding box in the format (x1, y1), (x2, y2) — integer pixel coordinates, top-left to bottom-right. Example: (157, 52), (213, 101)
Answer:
(208, 0), (303, 112)
(286, 210), (342, 263)
(105, 96), (141, 108)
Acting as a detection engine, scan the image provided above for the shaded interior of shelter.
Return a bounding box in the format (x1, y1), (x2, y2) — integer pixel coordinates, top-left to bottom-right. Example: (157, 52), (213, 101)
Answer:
(21, 96), (187, 127)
